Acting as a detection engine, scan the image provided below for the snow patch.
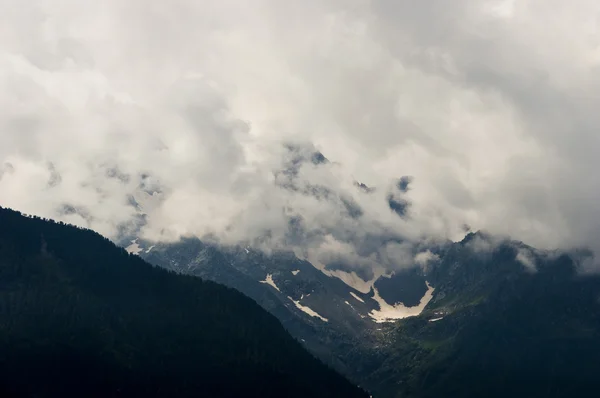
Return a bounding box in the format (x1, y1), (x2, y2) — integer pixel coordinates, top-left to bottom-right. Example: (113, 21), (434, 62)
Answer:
(145, 245), (155, 254)
(323, 269), (382, 294)
(126, 240), (143, 255)
(291, 270), (300, 276)
(429, 317), (444, 322)
(369, 282), (435, 323)
(350, 292), (365, 303)
(295, 249), (384, 293)
(259, 274), (281, 292)
(345, 300), (358, 312)
(288, 296), (328, 322)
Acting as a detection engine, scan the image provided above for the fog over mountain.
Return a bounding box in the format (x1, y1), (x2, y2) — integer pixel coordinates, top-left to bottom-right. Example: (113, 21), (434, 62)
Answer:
(2, 0), (600, 275)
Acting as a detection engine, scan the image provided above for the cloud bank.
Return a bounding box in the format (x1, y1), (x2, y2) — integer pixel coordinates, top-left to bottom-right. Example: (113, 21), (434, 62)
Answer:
(2, 0), (600, 274)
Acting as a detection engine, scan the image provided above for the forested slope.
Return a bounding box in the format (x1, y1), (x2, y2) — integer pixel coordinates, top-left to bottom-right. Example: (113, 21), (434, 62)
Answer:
(0, 206), (368, 398)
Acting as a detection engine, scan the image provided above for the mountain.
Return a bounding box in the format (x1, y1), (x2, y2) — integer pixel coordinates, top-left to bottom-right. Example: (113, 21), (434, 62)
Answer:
(0, 206), (368, 398)
(117, 146), (438, 385)
(127, 236), (447, 392)
(111, 149), (600, 397)
(360, 234), (600, 397)
(132, 237), (385, 376)
(130, 232), (600, 398)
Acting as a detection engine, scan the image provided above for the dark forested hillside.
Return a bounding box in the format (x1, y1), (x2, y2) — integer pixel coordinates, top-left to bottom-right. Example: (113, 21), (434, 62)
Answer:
(0, 206), (368, 398)
(363, 235), (600, 398)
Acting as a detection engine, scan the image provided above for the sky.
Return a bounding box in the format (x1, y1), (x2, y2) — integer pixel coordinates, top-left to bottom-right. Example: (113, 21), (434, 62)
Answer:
(1, 0), (600, 274)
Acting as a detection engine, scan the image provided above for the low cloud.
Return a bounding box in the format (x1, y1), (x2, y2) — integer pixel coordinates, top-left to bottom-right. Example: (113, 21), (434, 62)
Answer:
(414, 251), (440, 272)
(516, 248), (537, 273)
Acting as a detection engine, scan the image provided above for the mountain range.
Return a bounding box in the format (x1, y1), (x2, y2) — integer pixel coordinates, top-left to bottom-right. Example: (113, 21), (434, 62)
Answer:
(126, 231), (600, 397)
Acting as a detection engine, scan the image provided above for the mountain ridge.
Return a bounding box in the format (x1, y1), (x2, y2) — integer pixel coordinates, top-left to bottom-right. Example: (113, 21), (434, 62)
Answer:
(0, 206), (368, 398)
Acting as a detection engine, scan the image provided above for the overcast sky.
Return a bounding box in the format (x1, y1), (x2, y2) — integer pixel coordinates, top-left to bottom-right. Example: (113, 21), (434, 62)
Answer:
(1, 0), (600, 271)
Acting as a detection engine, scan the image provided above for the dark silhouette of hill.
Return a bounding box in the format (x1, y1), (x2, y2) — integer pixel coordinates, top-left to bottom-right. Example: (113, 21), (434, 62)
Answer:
(0, 206), (368, 398)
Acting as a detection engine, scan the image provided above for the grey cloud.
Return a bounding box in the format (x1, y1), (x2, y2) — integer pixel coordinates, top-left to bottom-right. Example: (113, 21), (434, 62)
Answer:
(2, 0), (600, 275)
(516, 247), (537, 273)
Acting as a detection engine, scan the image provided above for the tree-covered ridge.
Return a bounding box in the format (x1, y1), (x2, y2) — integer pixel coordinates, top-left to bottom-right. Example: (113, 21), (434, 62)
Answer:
(0, 206), (368, 398)
(365, 236), (600, 398)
